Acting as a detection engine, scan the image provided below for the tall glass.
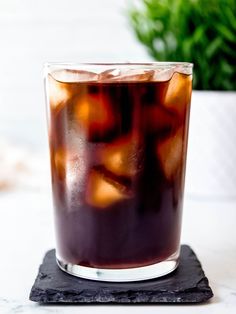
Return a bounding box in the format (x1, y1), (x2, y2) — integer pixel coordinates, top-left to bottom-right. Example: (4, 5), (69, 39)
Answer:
(45, 63), (193, 281)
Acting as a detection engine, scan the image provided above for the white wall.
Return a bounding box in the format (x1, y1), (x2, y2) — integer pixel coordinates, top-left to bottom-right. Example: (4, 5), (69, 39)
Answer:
(0, 0), (150, 147)
(1, 1), (235, 198)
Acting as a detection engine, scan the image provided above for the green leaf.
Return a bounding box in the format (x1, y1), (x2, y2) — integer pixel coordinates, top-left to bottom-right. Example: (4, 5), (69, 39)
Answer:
(127, 0), (236, 90)
(192, 25), (206, 43)
(215, 24), (236, 43)
(206, 37), (222, 58)
(220, 60), (235, 75)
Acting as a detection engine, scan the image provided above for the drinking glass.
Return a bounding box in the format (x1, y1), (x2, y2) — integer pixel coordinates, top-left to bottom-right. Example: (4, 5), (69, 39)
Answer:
(45, 62), (193, 281)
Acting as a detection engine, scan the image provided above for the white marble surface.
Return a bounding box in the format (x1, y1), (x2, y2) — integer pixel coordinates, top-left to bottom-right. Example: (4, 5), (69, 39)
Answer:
(0, 89), (236, 312)
(0, 1), (236, 312)
(0, 184), (236, 313)
(0, 99), (236, 312)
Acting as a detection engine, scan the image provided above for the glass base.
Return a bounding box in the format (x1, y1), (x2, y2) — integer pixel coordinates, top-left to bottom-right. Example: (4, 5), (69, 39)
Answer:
(56, 250), (179, 282)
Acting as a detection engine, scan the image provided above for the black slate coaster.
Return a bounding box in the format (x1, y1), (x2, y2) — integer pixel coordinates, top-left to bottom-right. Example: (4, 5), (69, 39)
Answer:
(29, 245), (213, 304)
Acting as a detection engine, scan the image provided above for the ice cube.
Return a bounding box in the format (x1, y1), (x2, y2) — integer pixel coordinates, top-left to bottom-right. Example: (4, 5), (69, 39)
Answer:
(86, 170), (129, 208)
(98, 69), (121, 81)
(163, 72), (192, 118)
(51, 69), (99, 82)
(47, 70), (99, 110)
(75, 93), (115, 141)
(143, 106), (177, 134)
(53, 146), (86, 185)
(100, 136), (138, 177)
(152, 67), (175, 82)
(100, 69), (154, 82)
(157, 127), (184, 180)
(52, 148), (67, 180)
(47, 75), (70, 110)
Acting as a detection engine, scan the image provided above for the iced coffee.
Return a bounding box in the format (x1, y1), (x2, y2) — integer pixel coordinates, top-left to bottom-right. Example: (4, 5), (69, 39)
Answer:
(45, 63), (192, 281)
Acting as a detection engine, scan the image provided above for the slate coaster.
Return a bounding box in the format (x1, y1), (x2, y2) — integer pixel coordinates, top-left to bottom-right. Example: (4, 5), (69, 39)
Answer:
(29, 245), (213, 304)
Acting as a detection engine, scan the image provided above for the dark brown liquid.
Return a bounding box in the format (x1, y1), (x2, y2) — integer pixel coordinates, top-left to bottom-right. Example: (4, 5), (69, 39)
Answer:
(48, 73), (192, 268)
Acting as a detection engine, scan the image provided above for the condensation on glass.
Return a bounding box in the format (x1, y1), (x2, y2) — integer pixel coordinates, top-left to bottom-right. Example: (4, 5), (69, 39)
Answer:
(45, 62), (193, 282)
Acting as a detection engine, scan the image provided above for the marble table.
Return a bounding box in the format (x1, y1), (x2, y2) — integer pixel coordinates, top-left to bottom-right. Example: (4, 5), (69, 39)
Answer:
(0, 177), (235, 313)
(0, 91), (236, 313)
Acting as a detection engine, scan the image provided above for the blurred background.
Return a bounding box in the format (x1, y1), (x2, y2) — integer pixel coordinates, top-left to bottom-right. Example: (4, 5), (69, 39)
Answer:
(0, 0), (149, 193)
(0, 1), (236, 310)
(0, 0), (147, 147)
(0, 0), (235, 197)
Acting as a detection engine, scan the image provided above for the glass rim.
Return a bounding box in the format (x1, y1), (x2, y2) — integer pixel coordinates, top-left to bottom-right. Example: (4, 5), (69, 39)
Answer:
(45, 61), (193, 69)
(45, 62), (193, 83)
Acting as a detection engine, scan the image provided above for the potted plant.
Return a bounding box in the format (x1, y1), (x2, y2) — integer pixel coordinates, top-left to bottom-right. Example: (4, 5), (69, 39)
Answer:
(128, 0), (236, 198)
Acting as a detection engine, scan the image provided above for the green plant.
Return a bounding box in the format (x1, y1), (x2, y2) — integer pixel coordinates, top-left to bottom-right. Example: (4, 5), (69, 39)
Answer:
(128, 0), (236, 90)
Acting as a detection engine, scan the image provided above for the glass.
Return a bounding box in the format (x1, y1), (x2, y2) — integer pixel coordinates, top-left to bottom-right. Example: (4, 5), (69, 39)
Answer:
(45, 62), (193, 282)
